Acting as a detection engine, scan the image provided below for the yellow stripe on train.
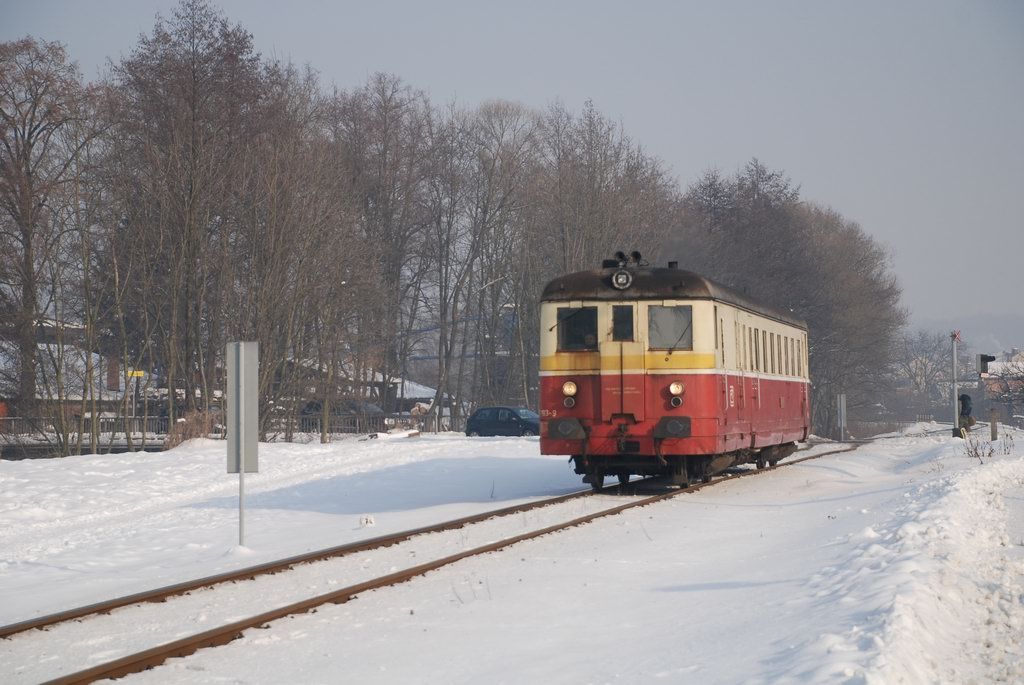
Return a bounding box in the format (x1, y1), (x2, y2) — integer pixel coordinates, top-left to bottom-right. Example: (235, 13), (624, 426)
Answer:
(540, 352), (717, 372)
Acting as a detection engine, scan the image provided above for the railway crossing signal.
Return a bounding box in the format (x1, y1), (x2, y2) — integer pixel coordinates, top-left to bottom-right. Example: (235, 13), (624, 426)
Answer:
(978, 353), (996, 374)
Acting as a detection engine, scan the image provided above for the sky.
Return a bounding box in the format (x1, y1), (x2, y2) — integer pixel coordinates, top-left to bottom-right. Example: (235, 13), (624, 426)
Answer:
(3, 0), (1023, 347)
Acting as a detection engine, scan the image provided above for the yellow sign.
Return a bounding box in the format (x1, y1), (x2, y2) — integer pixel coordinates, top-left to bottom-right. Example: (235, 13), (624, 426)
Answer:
(128, 370), (145, 377)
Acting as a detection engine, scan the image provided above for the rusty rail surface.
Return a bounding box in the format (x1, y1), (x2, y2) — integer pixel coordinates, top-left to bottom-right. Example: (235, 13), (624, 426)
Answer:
(27, 441), (863, 685)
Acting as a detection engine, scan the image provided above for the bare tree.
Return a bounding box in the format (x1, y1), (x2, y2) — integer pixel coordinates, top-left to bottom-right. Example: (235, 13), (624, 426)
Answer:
(891, 330), (960, 419)
(108, 0), (262, 420)
(668, 160), (906, 434)
(418, 104), (475, 429)
(0, 38), (92, 416)
(463, 101), (536, 410)
(36, 81), (108, 455)
(221, 62), (353, 438)
(327, 74), (432, 411)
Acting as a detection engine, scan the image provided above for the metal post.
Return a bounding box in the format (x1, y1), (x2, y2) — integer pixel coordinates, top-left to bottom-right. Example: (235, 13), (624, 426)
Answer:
(837, 394), (841, 440)
(236, 342), (245, 547)
(836, 393), (846, 440)
(239, 464), (245, 546)
(951, 331), (959, 438)
(227, 341), (258, 546)
(991, 408), (998, 442)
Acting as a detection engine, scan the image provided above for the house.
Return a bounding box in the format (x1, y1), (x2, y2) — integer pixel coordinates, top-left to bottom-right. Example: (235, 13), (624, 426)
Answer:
(980, 348), (1024, 427)
(0, 340), (149, 414)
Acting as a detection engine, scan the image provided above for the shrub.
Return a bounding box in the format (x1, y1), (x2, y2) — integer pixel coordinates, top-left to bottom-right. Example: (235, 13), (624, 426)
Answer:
(163, 411), (215, 449)
(963, 434), (994, 464)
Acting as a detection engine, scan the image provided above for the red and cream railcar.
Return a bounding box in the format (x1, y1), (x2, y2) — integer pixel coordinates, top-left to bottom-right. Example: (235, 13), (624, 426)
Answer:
(539, 254), (810, 489)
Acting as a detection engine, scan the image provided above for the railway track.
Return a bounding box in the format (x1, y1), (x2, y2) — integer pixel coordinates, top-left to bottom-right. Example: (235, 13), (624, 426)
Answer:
(3, 441), (860, 684)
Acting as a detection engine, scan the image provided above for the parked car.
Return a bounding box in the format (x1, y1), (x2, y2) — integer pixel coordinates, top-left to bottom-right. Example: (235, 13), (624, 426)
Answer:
(465, 406), (540, 437)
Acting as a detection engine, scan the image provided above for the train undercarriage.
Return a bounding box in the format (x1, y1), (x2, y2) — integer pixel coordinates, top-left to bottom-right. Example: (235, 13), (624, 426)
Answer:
(572, 442), (798, 490)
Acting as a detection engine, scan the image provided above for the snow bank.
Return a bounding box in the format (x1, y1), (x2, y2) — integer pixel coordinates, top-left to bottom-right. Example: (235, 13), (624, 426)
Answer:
(866, 456), (1024, 683)
(792, 437), (1024, 684)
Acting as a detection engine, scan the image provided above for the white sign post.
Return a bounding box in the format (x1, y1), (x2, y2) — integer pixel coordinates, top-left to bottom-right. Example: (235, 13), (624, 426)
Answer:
(836, 393), (847, 441)
(227, 341), (259, 546)
(951, 330), (960, 438)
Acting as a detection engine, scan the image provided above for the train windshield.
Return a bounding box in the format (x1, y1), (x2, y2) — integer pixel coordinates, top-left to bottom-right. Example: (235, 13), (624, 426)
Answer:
(648, 305), (693, 350)
(612, 305), (634, 341)
(557, 306), (598, 351)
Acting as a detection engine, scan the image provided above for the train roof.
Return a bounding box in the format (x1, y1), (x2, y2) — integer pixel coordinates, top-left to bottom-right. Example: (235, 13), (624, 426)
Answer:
(541, 266), (807, 329)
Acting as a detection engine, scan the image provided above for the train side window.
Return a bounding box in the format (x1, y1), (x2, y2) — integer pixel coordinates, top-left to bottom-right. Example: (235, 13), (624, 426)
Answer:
(720, 319), (725, 364)
(735, 323), (741, 370)
(770, 333), (776, 374)
(762, 330), (768, 371)
(557, 306), (598, 351)
(742, 325), (748, 370)
(612, 305), (633, 341)
(750, 327), (755, 370)
(753, 329), (760, 370)
(648, 305), (693, 350)
(784, 337), (790, 375)
(750, 329), (755, 370)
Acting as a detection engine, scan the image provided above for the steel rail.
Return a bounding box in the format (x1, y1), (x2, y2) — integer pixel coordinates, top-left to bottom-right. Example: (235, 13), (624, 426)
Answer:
(9, 437), (865, 639)
(1, 486), (604, 640)
(40, 442), (861, 685)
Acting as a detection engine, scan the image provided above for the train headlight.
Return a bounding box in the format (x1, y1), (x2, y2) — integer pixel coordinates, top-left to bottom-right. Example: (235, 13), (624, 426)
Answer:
(562, 381), (578, 397)
(611, 269), (633, 290)
(669, 381), (684, 407)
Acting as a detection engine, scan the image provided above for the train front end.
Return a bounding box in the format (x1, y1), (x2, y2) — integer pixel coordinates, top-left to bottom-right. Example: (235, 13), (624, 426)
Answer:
(539, 259), (720, 488)
(539, 255), (811, 489)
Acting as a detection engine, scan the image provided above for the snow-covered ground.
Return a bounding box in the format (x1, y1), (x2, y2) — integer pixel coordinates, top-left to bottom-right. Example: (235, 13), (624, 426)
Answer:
(1, 426), (1022, 683)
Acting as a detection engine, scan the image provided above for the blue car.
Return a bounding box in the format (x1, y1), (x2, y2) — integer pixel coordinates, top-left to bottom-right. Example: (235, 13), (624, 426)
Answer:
(465, 406), (540, 437)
